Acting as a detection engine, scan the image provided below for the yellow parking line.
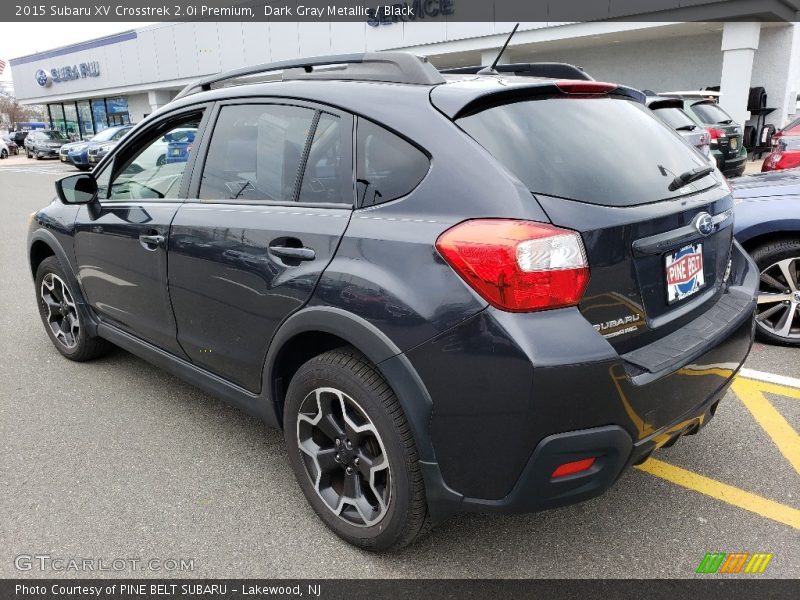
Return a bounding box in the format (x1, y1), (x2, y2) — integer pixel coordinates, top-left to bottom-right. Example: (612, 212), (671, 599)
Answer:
(738, 378), (800, 400)
(732, 379), (800, 475)
(636, 458), (800, 530)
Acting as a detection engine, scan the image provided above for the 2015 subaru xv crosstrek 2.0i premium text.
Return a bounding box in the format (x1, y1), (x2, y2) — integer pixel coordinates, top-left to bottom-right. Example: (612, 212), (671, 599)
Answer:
(27, 53), (758, 551)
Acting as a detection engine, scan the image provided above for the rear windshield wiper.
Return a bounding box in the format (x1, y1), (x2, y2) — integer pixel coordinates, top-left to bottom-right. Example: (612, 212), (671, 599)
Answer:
(675, 124), (696, 131)
(717, 119), (733, 125)
(668, 165), (714, 192)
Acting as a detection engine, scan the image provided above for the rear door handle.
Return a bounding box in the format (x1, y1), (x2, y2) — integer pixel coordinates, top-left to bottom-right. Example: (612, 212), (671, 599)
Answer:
(139, 233), (165, 249)
(268, 245), (316, 261)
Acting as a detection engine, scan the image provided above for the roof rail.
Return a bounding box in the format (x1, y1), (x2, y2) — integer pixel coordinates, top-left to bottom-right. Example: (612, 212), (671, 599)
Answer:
(175, 52), (445, 100)
(440, 63), (593, 81)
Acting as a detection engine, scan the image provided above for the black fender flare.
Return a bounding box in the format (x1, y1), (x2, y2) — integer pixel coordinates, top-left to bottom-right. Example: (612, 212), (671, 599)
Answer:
(28, 228), (100, 337)
(262, 305), (436, 462)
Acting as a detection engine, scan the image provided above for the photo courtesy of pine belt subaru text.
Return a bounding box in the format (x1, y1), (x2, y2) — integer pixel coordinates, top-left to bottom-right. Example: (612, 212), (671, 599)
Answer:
(27, 51), (759, 551)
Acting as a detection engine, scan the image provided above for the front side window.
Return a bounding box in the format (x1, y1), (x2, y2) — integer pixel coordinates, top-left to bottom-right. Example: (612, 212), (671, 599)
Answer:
(106, 114), (202, 201)
(356, 119), (429, 207)
(200, 103), (317, 203)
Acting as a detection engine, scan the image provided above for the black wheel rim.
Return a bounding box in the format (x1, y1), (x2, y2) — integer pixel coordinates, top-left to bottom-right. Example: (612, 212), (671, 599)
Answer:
(756, 257), (800, 341)
(296, 387), (391, 527)
(40, 273), (80, 349)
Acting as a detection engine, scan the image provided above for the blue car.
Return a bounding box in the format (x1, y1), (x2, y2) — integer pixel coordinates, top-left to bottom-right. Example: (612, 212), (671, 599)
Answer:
(59, 125), (133, 170)
(732, 168), (800, 345)
(164, 128), (196, 164)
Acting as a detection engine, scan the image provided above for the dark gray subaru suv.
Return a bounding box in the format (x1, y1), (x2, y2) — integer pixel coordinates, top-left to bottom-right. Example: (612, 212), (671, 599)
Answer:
(27, 53), (758, 551)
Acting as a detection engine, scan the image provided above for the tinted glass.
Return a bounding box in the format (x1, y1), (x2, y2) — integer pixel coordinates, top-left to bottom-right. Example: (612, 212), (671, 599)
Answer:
(356, 119), (429, 207)
(297, 113), (351, 204)
(691, 102), (734, 125)
(654, 107), (697, 130)
(458, 98), (712, 206)
(92, 127), (123, 142)
(42, 131), (66, 140)
(107, 115), (201, 201)
(200, 104), (315, 202)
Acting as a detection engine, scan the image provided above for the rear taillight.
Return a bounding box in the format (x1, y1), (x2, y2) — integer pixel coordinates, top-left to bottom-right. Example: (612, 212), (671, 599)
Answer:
(435, 219), (590, 312)
(555, 80), (617, 94)
(707, 127), (726, 140)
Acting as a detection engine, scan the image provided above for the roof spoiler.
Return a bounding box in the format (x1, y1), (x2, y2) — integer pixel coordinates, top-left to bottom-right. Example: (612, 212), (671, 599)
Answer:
(440, 63), (593, 81)
(174, 52), (445, 100)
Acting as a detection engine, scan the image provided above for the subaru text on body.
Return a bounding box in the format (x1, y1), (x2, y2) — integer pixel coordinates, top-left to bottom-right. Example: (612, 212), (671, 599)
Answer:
(27, 52), (758, 551)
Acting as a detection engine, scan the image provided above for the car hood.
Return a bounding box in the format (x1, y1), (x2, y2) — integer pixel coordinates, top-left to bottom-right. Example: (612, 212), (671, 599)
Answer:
(731, 168), (800, 199)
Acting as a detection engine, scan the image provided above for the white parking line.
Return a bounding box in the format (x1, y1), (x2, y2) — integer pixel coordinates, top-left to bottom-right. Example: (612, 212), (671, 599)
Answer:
(739, 368), (800, 389)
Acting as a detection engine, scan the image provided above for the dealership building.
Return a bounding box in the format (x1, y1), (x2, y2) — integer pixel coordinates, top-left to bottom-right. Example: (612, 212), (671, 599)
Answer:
(9, 2), (800, 141)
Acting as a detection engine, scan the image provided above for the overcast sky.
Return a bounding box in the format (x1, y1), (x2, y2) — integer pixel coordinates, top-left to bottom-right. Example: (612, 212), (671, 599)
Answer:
(0, 23), (151, 84)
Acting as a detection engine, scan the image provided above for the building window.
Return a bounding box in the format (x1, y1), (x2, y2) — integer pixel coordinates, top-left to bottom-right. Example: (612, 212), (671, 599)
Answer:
(92, 99), (108, 132)
(63, 103), (80, 140)
(106, 97), (130, 126)
(77, 100), (94, 138)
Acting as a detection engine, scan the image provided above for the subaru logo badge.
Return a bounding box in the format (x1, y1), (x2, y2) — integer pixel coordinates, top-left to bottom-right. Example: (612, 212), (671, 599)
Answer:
(35, 69), (51, 87)
(694, 212), (714, 236)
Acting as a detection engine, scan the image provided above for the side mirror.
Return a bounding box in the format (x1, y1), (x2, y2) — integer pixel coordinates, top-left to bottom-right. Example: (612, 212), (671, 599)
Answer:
(55, 173), (98, 205)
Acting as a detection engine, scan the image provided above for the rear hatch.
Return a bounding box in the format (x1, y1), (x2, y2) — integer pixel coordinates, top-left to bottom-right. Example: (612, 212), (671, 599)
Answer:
(690, 100), (743, 158)
(452, 89), (734, 355)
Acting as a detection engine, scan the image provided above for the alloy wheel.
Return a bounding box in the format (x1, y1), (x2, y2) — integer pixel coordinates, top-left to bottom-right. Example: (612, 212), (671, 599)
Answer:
(40, 273), (80, 349)
(296, 387), (391, 527)
(756, 257), (800, 341)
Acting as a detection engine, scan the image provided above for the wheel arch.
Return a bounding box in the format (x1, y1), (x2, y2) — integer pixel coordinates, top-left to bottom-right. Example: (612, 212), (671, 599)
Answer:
(263, 306), (437, 463)
(739, 229), (800, 254)
(28, 229), (99, 336)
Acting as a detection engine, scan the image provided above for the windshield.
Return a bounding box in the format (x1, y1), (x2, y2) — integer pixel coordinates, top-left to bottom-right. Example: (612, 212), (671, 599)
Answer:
(42, 131), (66, 140)
(691, 102), (734, 125)
(654, 107), (697, 130)
(92, 127), (126, 142)
(458, 97), (712, 206)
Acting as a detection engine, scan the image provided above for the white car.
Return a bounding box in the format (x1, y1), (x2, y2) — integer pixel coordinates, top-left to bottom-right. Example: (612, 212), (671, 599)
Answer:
(0, 137), (9, 159)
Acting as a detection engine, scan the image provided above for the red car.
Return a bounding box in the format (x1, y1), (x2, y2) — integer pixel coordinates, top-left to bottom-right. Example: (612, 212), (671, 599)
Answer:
(762, 135), (800, 172)
(769, 114), (800, 151)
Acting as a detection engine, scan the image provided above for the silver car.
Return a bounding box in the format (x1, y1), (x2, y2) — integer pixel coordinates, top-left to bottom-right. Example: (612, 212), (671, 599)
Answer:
(647, 97), (714, 166)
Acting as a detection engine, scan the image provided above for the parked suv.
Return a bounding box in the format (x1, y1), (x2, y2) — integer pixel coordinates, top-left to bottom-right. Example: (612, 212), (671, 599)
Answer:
(25, 129), (69, 159)
(28, 53), (758, 551)
(659, 92), (748, 177)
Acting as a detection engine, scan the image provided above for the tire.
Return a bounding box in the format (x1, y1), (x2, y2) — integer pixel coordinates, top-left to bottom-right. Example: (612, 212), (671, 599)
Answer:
(0, 149), (7, 159)
(748, 86), (766, 111)
(750, 239), (800, 346)
(156, 154), (166, 167)
(35, 256), (113, 361)
(283, 348), (429, 551)
(26, 149), (32, 159)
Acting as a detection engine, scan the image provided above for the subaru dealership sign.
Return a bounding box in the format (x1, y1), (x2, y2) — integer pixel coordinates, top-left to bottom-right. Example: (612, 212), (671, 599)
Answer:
(35, 61), (100, 86)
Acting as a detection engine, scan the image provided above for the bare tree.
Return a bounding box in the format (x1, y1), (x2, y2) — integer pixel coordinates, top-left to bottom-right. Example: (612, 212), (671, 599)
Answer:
(0, 95), (46, 129)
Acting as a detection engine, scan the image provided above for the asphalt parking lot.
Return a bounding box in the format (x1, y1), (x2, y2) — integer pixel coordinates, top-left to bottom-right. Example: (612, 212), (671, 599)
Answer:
(0, 158), (797, 579)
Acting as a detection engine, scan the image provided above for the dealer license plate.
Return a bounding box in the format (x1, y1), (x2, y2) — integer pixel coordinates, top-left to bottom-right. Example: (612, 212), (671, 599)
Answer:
(665, 244), (705, 304)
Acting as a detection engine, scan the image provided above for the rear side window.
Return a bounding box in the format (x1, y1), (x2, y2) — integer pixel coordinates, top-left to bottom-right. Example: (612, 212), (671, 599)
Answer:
(356, 119), (429, 207)
(458, 98), (712, 206)
(200, 104), (316, 202)
(691, 102), (734, 125)
(654, 107), (697, 130)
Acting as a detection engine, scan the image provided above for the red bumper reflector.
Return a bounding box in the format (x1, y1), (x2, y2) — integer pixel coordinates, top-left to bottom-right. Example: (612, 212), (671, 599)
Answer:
(551, 457), (596, 479)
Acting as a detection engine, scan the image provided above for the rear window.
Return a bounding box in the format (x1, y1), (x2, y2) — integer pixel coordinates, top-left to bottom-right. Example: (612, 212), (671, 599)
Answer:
(654, 107), (697, 131)
(458, 97), (711, 206)
(691, 102), (734, 125)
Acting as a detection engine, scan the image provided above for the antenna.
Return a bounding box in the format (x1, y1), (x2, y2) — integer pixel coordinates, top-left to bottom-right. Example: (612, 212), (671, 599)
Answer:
(478, 23), (519, 75)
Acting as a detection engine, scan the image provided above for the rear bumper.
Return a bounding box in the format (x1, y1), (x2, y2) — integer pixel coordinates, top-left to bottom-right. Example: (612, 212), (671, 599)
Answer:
(409, 241), (757, 518)
(717, 151), (747, 177)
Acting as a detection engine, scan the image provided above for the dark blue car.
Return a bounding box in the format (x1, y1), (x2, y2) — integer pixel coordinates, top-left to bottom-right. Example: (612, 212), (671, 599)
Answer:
(732, 168), (800, 345)
(164, 128), (196, 164)
(60, 125), (133, 170)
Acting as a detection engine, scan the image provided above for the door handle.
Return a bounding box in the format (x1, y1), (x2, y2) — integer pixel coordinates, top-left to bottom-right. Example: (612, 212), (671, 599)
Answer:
(268, 245), (316, 261)
(139, 233), (165, 249)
